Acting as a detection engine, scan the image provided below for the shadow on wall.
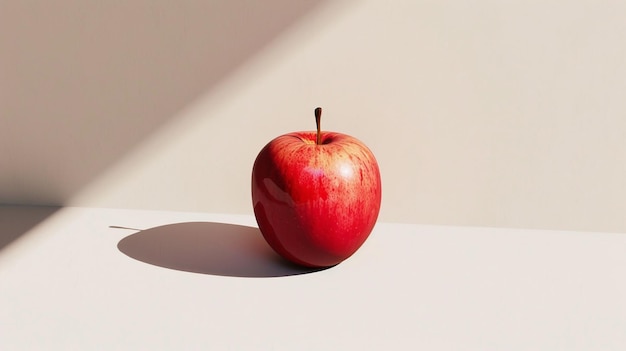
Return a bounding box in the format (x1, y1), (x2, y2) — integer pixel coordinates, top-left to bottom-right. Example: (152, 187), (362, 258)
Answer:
(116, 222), (327, 278)
(0, 205), (61, 251)
(0, 0), (326, 205)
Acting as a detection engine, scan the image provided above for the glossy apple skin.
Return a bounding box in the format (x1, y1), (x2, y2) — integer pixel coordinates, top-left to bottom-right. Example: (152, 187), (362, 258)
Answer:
(252, 131), (382, 267)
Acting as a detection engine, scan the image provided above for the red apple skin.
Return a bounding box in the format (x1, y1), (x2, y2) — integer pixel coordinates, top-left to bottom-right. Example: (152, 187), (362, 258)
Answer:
(252, 131), (382, 268)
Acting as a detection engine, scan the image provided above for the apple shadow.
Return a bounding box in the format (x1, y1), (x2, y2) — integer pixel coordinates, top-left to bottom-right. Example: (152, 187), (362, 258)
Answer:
(116, 222), (327, 278)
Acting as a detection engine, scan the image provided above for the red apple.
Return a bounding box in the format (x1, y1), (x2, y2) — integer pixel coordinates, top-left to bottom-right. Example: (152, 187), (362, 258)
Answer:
(251, 108), (382, 267)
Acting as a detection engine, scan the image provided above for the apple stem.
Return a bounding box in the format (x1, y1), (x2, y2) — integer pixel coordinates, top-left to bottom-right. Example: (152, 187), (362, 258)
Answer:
(315, 107), (322, 145)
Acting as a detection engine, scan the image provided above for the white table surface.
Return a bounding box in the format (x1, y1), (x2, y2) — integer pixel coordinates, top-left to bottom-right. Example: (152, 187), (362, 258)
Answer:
(1, 205), (625, 350)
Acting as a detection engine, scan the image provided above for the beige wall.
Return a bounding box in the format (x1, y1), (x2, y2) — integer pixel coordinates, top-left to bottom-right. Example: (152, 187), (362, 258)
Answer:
(2, 1), (625, 233)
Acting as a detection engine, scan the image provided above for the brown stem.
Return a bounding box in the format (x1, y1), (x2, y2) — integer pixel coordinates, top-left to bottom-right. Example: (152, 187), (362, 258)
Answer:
(315, 107), (322, 145)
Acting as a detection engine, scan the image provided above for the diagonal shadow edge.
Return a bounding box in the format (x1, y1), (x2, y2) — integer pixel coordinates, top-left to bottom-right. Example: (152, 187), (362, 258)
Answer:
(1, 0), (330, 207)
(116, 222), (328, 278)
(0, 205), (61, 252)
